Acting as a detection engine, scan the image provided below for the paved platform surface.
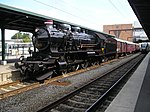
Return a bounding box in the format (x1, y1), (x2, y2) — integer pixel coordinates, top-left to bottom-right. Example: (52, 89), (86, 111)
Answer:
(105, 52), (150, 112)
(134, 54), (150, 112)
(0, 55), (31, 73)
(0, 63), (16, 73)
(0, 58), (19, 73)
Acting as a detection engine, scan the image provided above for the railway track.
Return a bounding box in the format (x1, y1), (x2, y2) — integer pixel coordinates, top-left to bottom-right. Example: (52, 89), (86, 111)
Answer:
(38, 54), (145, 112)
(0, 55), (117, 100)
(0, 58), (115, 100)
(0, 80), (39, 99)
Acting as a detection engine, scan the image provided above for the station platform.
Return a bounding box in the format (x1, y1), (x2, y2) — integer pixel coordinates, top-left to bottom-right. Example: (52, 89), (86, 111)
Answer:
(105, 52), (150, 112)
(0, 63), (15, 73)
(0, 60), (20, 84)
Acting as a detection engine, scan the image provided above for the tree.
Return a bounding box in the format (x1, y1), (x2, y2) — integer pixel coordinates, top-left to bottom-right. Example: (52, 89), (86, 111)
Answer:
(11, 32), (31, 43)
(11, 32), (22, 39)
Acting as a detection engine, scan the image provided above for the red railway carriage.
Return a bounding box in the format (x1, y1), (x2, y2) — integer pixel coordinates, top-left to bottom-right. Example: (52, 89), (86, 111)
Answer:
(126, 41), (136, 54)
(115, 38), (139, 56)
(115, 38), (127, 56)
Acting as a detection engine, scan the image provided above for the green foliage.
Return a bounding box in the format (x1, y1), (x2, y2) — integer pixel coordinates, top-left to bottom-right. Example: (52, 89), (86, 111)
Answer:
(11, 32), (31, 42)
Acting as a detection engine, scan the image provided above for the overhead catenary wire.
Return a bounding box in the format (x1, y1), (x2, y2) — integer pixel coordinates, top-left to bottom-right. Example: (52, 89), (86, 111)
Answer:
(33, 0), (80, 19)
(32, 0), (99, 28)
(107, 0), (134, 38)
(117, 0), (133, 19)
(117, 0), (125, 10)
(108, 0), (125, 17)
(57, 0), (88, 16)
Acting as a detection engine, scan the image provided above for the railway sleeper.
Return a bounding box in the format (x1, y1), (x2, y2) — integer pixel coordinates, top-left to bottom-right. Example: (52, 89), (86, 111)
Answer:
(63, 99), (91, 109)
(71, 95), (96, 103)
(54, 103), (86, 112)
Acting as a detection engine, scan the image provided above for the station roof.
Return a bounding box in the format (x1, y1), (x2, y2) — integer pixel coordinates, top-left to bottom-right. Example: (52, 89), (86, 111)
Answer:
(0, 3), (113, 37)
(0, 3), (62, 33)
(128, 0), (150, 40)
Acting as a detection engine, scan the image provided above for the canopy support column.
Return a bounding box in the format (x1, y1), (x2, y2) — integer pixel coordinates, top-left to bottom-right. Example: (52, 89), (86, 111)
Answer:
(1, 28), (7, 65)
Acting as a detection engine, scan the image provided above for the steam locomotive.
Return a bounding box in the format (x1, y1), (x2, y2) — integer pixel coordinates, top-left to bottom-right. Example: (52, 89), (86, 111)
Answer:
(15, 20), (117, 81)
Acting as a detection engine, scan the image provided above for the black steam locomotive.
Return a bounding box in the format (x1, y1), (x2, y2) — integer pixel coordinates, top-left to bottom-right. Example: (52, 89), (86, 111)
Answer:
(15, 20), (117, 81)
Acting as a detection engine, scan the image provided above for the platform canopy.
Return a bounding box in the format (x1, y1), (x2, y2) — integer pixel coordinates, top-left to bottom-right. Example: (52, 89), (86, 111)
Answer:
(128, 0), (150, 40)
(0, 3), (64, 33)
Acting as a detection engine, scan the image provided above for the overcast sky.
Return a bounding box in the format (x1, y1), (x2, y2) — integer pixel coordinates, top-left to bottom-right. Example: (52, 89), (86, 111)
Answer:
(0, 0), (139, 39)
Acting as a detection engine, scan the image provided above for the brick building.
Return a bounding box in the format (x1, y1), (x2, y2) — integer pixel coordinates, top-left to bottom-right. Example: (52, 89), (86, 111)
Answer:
(103, 24), (133, 41)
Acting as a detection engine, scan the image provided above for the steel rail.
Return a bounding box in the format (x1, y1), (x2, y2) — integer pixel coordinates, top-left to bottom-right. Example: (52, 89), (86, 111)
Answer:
(0, 82), (39, 99)
(85, 54), (145, 112)
(0, 80), (20, 88)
